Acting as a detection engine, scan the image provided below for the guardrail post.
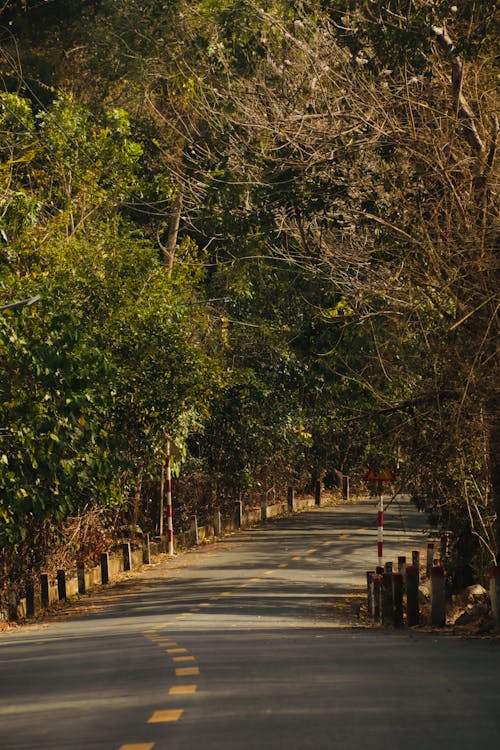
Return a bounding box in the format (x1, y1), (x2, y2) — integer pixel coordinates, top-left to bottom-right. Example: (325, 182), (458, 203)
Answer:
(342, 474), (350, 501)
(235, 500), (243, 528)
(426, 542), (435, 576)
(260, 497), (267, 522)
(143, 533), (151, 564)
(77, 563), (86, 594)
(489, 566), (500, 631)
(287, 486), (295, 513)
(8, 588), (17, 621)
(382, 571), (393, 625)
(373, 574), (382, 621)
(315, 480), (322, 506)
(213, 510), (222, 536)
(367, 571), (375, 618)
(392, 572), (404, 628)
(57, 569), (67, 601)
(406, 565), (420, 626)
(431, 565), (446, 627)
(100, 553), (110, 584)
(26, 580), (35, 617)
(122, 542), (132, 571)
(40, 573), (49, 608)
(191, 515), (199, 544)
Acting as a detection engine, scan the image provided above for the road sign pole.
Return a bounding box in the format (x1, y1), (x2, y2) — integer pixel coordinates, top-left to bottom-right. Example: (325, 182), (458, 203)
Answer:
(377, 480), (384, 567)
(166, 437), (174, 556)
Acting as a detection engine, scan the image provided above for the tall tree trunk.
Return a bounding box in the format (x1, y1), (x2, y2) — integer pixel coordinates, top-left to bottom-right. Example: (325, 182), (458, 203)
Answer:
(164, 192), (182, 277)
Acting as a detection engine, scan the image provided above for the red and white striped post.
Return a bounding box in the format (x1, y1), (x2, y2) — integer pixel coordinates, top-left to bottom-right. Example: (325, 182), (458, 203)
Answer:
(377, 480), (384, 567)
(166, 434), (174, 556)
(365, 466), (395, 567)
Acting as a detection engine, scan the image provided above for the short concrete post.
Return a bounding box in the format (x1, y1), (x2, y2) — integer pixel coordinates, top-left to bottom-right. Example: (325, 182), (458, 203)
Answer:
(373, 574), (382, 621)
(431, 565), (446, 627)
(489, 566), (500, 631)
(57, 570), (67, 601)
(406, 565), (420, 626)
(26, 580), (35, 617)
(382, 572), (393, 625)
(100, 552), (110, 584)
(40, 573), (49, 608)
(143, 533), (151, 564)
(8, 589), (18, 621)
(426, 542), (435, 577)
(122, 542), (132, 571)
(367, 571), (375, 619)
(392, 573), (404, 628)
(342, 474), (350, 501)
(260, 497), (267, 522)
(412, 549), (420, 572)
(234, 500), (243, 528)
(315, 480), (322, 506)
(287, 486), (295, 513)
(213, 510), (222, 536)
(398, 556), (406, 577)
(191, 515), (199, 544)
(384, 561), (393, 573)
(77, 563), (86, 594)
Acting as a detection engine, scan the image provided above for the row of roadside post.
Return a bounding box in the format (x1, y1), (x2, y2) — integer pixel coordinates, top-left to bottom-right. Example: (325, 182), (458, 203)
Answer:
(366, 543), (447, 628)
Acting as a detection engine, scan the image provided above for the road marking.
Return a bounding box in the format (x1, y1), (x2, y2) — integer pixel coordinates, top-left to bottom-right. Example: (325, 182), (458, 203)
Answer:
(176, 666), (199, 676)
(220, 591), (231, 596)
(307, 548), (317, 554)
(199, 602), (210, 607)
(210, 596), (220, 601)
(264, 570), (274, 575)
(292, 556), (302, 561)
(119, 744), (154, 750)
(237, 583), (247, 588)
(249, 577), (261, 582)
(322, 541), (333, 546)
(278, 563), (288, 568)
(339, 533), (351, 539)
(173, 655), (195, 662)
(169, 684), (197, 695)
(167, 648), (188, 654)
(148, 709), (184, 723)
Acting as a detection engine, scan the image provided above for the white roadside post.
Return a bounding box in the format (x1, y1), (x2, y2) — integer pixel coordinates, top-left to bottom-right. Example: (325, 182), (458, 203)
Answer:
(166, 435), (174, 556)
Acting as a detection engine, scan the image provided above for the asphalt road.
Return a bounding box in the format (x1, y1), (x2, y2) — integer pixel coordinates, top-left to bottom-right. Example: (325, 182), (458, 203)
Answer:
(1, 498), (499, 750)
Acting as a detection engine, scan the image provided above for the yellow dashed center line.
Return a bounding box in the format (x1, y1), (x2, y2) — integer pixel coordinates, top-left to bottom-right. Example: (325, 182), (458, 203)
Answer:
(167, 648), (188, 654)
(249, 578), (261, 582)
(278, 563), (288, 568)
(176, 666), (200, 676)
(119, 744), (154, 750)
(199, 603), (210, 607)
(307, 548), (318, 554)
(264, 570), (274, 575)
(148, 709), (184, 723)
(322, 541), (333, 546)
(173, 655), (196, 663)
(292, 556), (302, 561)
(220, 591), (231, 596)
(169, 684), (198, 695)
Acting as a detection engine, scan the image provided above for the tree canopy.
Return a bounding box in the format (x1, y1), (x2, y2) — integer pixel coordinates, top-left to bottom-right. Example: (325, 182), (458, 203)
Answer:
(0, 0), (498, 589)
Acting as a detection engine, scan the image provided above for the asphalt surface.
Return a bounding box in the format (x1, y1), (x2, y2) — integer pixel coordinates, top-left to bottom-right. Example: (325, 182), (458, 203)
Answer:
(1, 498), (499, 750)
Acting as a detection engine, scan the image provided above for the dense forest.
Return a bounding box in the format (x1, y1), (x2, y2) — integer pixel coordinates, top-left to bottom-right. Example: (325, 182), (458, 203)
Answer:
(0, 1), (498, 593)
